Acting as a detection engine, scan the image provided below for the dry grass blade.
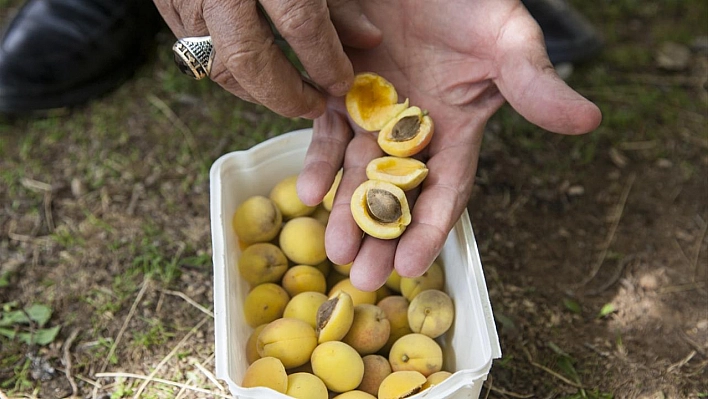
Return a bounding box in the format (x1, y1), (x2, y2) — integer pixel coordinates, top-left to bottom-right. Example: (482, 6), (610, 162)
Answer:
(95, 372), (233, 398)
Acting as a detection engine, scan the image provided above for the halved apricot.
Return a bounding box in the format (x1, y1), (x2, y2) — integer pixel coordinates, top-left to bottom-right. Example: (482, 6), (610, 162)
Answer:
(351, 180), (411, 240)
(346, 73), (410, 132)
(366, 156), (428, 191)
(378, 106), (434, 157)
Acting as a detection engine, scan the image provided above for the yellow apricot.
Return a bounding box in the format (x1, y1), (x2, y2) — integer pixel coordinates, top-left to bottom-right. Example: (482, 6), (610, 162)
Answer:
(388, 333), (443, 377)
(342, 304), (391, 355)
(407, 289), (454, 339)
(245, 323), (268, 364)
(422, 370), (453, 390)
(317, 291), (355, 343)
(357, 354), (392, 397)
(376, 295), (412, 356)
(286, 372), (329, 399)
(256, 317), (318, 369)
(311, 341), (365, 392)
(241, 356), (287, 393)
(366, 156), (429, 191)
(399, 261), (445, 301)
(232, 195), (282, 244)
(377, 370), (427, 399)
(237, 242), (289, 287)
(284, 291), (329, 329)
(350, 180), (411, 240)
(243, 283), (290, 327)
(269, 174), (316, 219)
(377, 106), (434, 158)
(281, 265), (327, 296)
(322, 169), (343, 211)
(279, 217), (327, 265)
(345, 72), (410, 132)
(333, 391), (377, 399)
(329, 278), (378, 306)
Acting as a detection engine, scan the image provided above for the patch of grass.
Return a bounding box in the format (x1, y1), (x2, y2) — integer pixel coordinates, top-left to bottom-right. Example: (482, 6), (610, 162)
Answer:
(132, 318), (174, 349)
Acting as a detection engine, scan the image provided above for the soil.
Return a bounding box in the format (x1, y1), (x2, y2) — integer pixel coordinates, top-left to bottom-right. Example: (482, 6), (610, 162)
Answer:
(0, 1), (706, 398)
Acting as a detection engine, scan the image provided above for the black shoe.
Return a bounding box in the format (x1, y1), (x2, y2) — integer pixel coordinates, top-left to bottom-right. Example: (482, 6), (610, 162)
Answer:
(522, 0), (603, 65)
(0, 0), (163, 114)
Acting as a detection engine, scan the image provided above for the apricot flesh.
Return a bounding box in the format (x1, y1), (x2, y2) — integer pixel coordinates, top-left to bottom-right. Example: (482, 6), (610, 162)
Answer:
(345, 72), (409, 132)
(378, 106), (434, 158)
(378, 370), (427, 399)
(351, 180), (411, 240)
(366, 156), (429, 191)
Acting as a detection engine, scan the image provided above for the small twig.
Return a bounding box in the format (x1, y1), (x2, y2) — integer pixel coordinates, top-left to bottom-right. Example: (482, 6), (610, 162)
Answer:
(659, 281), (706, 294)
(98, 278), (151, 374)
(160, 289), (214, 318)
(95, 372), (234, 398)
(147, 94), (199, 159)
(192, 358), (225, 392)
(667, 351), (697, 373)
(131, 315), (211, 399)
(691, 219), (708, 280)
(62, 328), (81, 396)
(578, 173), (636, 288)
(528, 360), (585, 389)
(483, 379), (534, 398)
(586, 255), (637, 296)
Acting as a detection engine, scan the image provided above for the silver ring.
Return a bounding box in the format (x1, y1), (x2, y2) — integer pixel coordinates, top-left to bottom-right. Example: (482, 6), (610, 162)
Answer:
(172, 35), (214, 80)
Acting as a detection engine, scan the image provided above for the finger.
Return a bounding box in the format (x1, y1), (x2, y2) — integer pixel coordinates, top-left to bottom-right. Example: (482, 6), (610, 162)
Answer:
(327, 0), (383, 49)
(297, 101), (352, 206)
(349, 236), (396, 291)
(324, 131), (381, 265)
(393, 122), (484, 278)
(494, 13), (602, 135)
(260, 0), (354, 97)
(203, 0), (326, 119)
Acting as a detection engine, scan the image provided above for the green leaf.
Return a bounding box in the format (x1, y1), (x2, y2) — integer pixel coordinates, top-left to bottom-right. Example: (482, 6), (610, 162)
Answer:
(0, 272), (9, 288)
(563, 298), (582, 314)
(0, 327), (17, 339)
(598, 303), (617, 318)
(18, 325), (61, 346)
(0, 310), (30, 327)
(25, 304), (52, 327)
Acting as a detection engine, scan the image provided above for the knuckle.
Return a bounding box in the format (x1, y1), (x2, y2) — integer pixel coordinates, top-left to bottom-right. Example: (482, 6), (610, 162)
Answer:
(276, 1), (329, 43)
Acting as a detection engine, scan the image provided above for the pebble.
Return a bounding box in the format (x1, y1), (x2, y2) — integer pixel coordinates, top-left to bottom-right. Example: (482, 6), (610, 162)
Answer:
(656, 41), (691, 71)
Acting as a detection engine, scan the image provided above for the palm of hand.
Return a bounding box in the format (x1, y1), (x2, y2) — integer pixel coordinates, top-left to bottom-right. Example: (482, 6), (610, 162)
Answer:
(299, 0), (601, 291)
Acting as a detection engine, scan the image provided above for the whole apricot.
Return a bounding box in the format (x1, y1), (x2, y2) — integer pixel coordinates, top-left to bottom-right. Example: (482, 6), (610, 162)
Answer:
(333, 391), (377, 399)
(281, 265), (327, 296)
(376, 295), (412, 356)
(269, 174), (316, 219)
(422, 370), (452, 390)
(377, 106), (434, 158)
(256, 317), (318, 369)
(243, 283), (290, 327)
(237, 242), (288, 287)
(279, 217), (327, 265)
(342, 304), (391, 355)
(329, 278), (378, 306)
(232, 195), (282, 244)
(388, 333), (443, 377)
(322, 169), (343, 211)
(407, 289), (454, 339)
(245, 323), (268, 364)
(345, 72), (410, 132)
(357, 354), (392, 396)
(311, 341), (365, 392)
(399, 261), (445, 301)
(385, 270), (403, 293)
(283, 291), (329, 329)
(285, 372), (328, 399)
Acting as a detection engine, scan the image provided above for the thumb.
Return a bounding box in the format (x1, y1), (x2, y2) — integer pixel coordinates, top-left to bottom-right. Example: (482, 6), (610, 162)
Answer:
(327, 0), (382, 49)
(494, 19), (602, 135)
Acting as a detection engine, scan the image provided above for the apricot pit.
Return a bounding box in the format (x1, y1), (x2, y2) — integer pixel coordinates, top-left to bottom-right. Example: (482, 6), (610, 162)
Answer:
(351, 180), (411, 240)
(378, 106), (434, 158)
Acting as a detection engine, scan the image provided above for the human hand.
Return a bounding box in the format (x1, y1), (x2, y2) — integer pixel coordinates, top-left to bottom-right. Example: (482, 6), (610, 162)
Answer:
(296, 0), (602, 291)
(152, 0), (381, 119)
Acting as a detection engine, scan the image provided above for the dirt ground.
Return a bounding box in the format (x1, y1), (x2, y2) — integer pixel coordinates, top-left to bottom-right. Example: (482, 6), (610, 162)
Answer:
(1, 1), (706, 398)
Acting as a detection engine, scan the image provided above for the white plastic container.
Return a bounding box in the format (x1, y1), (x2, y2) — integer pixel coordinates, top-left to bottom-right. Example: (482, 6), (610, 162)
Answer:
(210, 128), (501, 399)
